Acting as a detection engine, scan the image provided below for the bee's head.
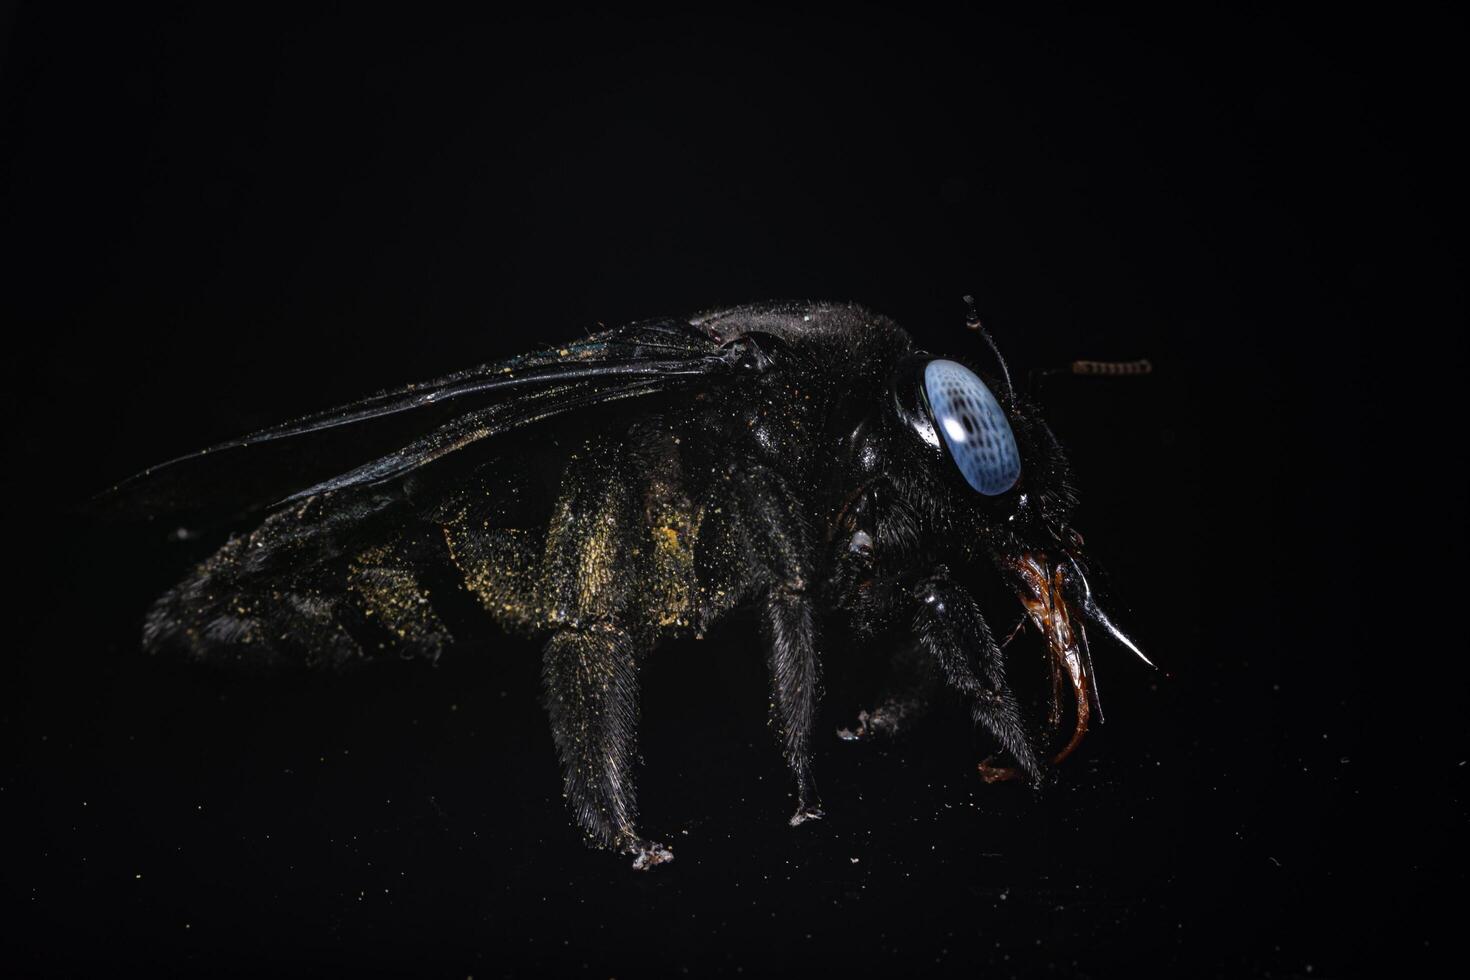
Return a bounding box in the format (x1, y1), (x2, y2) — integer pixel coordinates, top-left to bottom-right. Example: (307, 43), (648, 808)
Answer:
(874, 299), (1152, 701)
(884, 329), (1077, 555)
(828, 298), (1152, 779)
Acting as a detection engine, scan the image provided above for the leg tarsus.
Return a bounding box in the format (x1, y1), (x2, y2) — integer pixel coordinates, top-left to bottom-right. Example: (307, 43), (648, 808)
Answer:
(836, 708), (877, 742)
(977, 754), (1028, 784)
(839, 640), (937, 742)
(621, 835), (675, 871)
(836, 704), (907, 741)
(788, 803), (824, 826)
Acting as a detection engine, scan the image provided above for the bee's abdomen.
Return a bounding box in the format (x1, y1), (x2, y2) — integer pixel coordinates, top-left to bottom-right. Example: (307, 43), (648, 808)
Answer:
(143, 505), (456, 671)
(439, 519), (548, 632)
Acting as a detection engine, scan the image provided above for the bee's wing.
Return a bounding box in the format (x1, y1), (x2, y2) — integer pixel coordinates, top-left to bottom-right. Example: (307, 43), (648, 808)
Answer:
(95, 317), (765, 521)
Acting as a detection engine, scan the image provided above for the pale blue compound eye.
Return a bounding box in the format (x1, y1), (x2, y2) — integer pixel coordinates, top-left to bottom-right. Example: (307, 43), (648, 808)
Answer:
(922, 359), (1021, 496)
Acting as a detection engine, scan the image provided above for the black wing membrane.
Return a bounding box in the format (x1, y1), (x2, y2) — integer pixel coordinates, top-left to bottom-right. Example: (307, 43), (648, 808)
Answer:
(97, 317), (766, 522)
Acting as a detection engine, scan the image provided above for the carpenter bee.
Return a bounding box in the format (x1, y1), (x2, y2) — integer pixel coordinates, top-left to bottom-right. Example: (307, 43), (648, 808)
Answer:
(101, 299), (1151, 870)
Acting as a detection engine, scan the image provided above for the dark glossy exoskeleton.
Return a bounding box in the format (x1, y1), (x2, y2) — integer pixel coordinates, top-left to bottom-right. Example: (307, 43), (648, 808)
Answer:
(103, 300), (1150, 870)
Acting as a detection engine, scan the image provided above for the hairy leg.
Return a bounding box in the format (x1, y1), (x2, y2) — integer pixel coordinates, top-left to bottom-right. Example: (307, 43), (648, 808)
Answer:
(542, 622), (671, 869)
(733, 465), (824, 825)
(539, 440), (674, 868)
(759, 582), (823, 823)
(911, 574), (1044, 785)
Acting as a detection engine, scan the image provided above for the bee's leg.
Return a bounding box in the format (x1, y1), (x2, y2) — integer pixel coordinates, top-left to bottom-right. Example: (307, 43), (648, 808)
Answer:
(910, 574), (1044, 785)
(542, 622), (672, 870)
(536, 438), (672, 869)
(761, 581), (824, 825)
(734, 469), (824, 826)
(837, 640), (940, 741)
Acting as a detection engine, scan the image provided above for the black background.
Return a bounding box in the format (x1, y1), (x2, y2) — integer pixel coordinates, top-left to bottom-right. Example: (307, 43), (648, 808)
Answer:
(1, 7), (1460, 977)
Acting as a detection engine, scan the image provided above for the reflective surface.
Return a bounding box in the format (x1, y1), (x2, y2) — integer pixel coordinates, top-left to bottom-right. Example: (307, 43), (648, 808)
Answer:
(924, 359), (1021, 495)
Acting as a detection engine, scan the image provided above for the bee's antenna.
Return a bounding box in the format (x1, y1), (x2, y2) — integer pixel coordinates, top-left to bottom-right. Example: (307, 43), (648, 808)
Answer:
(962, 294), (1013, 395)
(1068, 359), (1153, 376)
(1028, 358), (1155, 396)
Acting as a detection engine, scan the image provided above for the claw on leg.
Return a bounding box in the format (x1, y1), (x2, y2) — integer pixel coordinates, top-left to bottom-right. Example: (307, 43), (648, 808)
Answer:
(789, 804), (825, 826)
(978, 754), (1024, 783)
(623, 837), (675, 871)
(836, 708), (877, 742)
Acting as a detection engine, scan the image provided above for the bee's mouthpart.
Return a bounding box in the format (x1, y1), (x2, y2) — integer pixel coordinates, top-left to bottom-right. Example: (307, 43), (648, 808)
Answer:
(980, 550), (1151, 783)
